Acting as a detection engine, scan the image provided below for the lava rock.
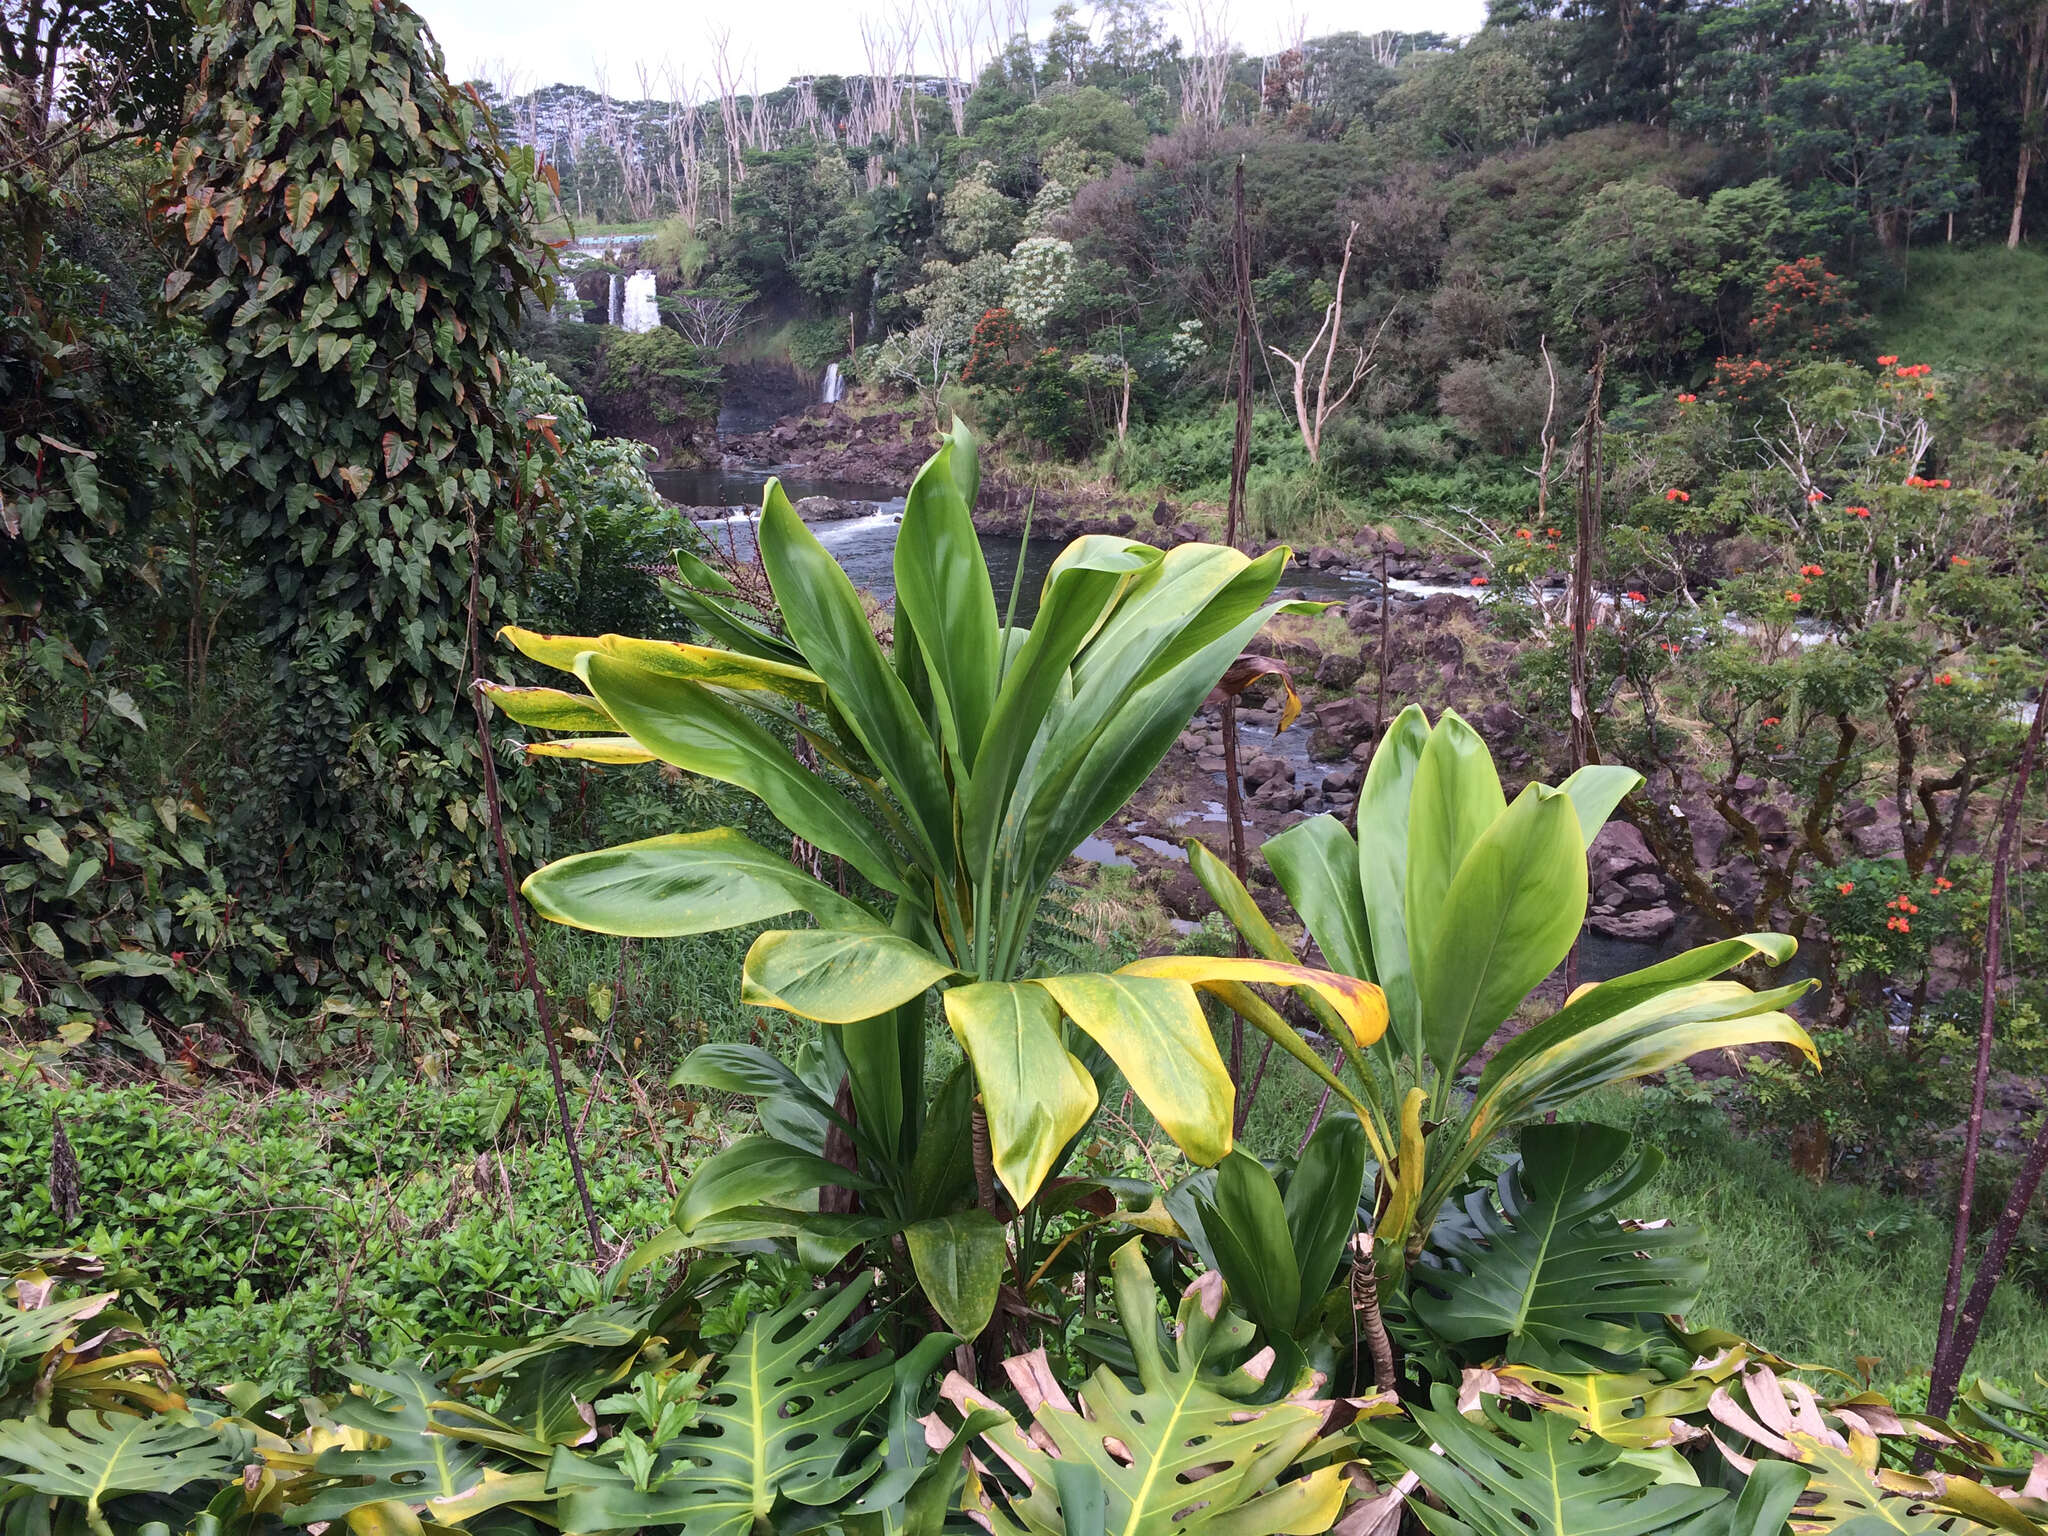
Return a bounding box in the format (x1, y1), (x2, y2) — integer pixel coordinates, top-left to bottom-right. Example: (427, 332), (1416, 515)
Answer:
(1589, 821), (1656, 888)
(794, 495), (863, 521)
(1588, 906), (1679, 942)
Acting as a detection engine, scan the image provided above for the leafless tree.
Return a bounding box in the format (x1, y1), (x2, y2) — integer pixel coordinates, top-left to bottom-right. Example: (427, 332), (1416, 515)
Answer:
(1181, 0), (1234, 129)
(1268, 221), (1393, 463)
(926, 0), (986, 135)
(667, 290), (753, 350)
(709, 27), (748, 203)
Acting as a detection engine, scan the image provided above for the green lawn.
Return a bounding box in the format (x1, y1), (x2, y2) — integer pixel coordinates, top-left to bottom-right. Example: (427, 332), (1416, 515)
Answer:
(1872, 243), (2048, 379)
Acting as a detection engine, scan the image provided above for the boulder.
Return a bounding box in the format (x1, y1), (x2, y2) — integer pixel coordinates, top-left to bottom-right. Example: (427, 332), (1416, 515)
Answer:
(1623, 871), (1667, 902)
(1172, 521), (1205, 543)
(1588, 821), (1655, 888)
(1477, 701), (1522, 742)
(1153, 498), (1175, 526)
(1316, 652), (1366, 690)
(1588, 906), (1679, 942)
(1243, 753), (1293, 788)
(794, 495), (863, 521)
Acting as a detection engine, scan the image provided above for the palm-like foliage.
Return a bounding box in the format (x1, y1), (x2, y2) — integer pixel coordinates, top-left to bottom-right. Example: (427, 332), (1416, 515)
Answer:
(495, 424), (1384, 1272)
(1191, 704), (1817, 1258)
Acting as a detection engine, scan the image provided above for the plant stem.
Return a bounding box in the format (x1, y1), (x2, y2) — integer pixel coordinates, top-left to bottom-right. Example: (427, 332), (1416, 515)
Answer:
(466, 512), (602, 1257)
(1927, 662), (2048, 1420)
(1221, 152), (1255, 1095)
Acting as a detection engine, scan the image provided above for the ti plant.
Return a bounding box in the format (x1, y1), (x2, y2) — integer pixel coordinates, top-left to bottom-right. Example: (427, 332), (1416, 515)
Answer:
(1192, 703), (1819, 1267)
(490, 423), (1384, 1330)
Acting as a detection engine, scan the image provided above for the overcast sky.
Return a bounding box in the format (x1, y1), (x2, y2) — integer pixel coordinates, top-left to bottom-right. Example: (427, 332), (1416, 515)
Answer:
(415, 0), (1486, 97)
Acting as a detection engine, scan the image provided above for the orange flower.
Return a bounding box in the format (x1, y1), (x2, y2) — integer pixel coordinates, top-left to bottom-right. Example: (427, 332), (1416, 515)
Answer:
(1950, 555), (1970, 567)
(1625, 590), (1646, 602)
(1933, 876), (1953, 892)
(1838, 881), (1855, 895)
(1806, 490), (1825, 503)
(1471, 575), (1489, 587)
(1665, 488), (1691, 503)
(1676, 393), (1698, 404)
(1936, 673), (1954, 686)
(1546, 528), (1561, 539)
(1785, 590), (1803, 603)
(1877, 354), (1898, 366)
(1762, 716), (1781, 727)
(1846, 505), (1871, 518)
(1516, 527), (1533, 540)
(1800, 563), (1824, 577)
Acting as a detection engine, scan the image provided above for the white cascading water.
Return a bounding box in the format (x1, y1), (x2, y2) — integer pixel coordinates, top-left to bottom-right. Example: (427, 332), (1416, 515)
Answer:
(820, 362), (843, 403)
(607, 273), (622, 327)
(621, 270), (660, 332)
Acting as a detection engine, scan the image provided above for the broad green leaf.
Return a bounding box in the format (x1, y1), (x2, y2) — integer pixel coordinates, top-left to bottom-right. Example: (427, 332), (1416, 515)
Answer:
(1558, 764), (1646, 852)
(479, 682), (614, 731)
(1035, 973), (1234, 1168)
(907, 1061), (978, 1219)
(904, 1211), (1006, 1339)
(943, 982), (1099, 1208)
(1404, 709), (1507, 1012)
(1357, 704), (1431, 1063)
(590, 634), (829, 710)
(944, 1239), (1346, 1536)
(740, 929), (957, 1024)
(962, 538), (1155, 881)
(1416, 783), (1587, 1075)
(673, 1136), (874, 1235)
(546, 1277), (895, 1536)
(1263, 815), (1371, 980)
(838, 993), (922, 1167)
(758, 479), (956, 874)
(1284, 1113), (1368, 1323)
(1489, 1349), (1761, 1450)
(1368, 1384), (1729, 1536)
(1117, 954), (1388, 1050)
(1193, 1151), (1299, 1340)
(296, 1363), (495, 1517)
(658, 550), (809, 667)
(0, 1413), (249, 1529)
(1413, 1124), (1703, 1371)
(522, 735), (655, 764)
(894, 437), (1000, 774)
(1185, 840), (1297, 965)
(523, 829), (881, 938)
(670, 1043), (843, 1126)
(577, 651), (911, 897)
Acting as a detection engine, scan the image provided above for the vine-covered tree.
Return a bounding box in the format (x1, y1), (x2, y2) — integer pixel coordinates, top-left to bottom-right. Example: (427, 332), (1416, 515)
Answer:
(165, 0), (554, 984)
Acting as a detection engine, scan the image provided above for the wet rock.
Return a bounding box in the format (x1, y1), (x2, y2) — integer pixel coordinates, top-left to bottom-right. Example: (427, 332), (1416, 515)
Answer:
(1421, 593), (1474, 623)
(794, 495), (862, 521)
(1315, 696), (1376, 743)
(1243, 753), (1293, 788)
(1197, 753), (1227, 773)
(1589, 821), (1655, 887)
(1588, 906), (1678, 942)
(1323, 764), (1362, 794)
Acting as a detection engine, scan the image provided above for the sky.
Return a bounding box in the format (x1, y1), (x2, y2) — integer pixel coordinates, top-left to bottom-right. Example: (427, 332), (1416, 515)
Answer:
(414, 0), (1487, 98)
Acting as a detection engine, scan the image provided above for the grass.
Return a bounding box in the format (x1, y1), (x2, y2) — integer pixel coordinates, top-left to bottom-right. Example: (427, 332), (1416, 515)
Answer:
(1872, 243), (2048, 379)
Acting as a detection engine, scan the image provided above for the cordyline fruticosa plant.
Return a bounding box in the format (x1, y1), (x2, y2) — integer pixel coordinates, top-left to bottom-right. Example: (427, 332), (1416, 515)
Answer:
(488, 423), (1384, 1333)
(1192, 704), (1821, 1270)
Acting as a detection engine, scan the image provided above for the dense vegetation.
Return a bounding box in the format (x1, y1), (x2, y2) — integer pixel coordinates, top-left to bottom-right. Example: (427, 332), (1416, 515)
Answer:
(4, 0), (2048, 1533)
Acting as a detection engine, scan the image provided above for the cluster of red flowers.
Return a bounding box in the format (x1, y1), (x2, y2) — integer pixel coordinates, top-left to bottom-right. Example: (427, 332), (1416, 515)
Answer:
(1753, 260), (1860, 356)
(1805, 490), (1826, 503)
(1709, 354), (1776, 403)
(1799, 563), (1825, 578)
(1885, 892), (1921, 934)
(1784, 590), (1804, 604)
(1936, 673), (1956, 686)
(1660, 640), (1683, 653)
(1838, 881), (1856, 895)
(1676, 393), (1698, 404)
(1905, 475), (1954, 489)
(1471, 575), (1489, 587)
(1665, 488), (1691, 503)
(1950, 555), (1971, 567)
(1762, 716), (1782, 727)
(1846, 505), (1873, 519)
(1893, 363), (1933, 379)
(1932, 875), (1955, 893)
(1515, 527), (1534, 540)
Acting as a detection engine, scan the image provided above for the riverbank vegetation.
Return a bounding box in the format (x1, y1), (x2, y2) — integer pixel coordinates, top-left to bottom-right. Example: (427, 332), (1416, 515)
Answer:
(5, 0), (2048, 1532)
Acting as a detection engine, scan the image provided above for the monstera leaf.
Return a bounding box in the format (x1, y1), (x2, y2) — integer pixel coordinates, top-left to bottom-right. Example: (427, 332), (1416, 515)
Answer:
(543, 1275), (897, 1536)
(936, 1239), (1346, 1536)
(0, 1412), (252, 1536)
(289, 1363), (496, 1523)
(1412, 1123), (1705, 1371)
(1367, 1385), (1806, 1536)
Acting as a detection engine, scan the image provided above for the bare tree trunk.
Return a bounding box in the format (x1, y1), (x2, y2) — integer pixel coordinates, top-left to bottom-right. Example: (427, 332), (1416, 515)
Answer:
(1927, 662), (2048, 1421)
(2010, 18), (2046, 250)
(1223, 156), (1254, 1104)
(1564, 348), (1605, 994)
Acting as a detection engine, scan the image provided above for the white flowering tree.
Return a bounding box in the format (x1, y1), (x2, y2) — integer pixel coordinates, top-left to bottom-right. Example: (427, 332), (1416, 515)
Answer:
(1005, 236), (1076, 332)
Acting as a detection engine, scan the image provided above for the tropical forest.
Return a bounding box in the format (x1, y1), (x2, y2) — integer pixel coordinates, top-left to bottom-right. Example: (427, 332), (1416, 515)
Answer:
(7, 0), (2048, 1531)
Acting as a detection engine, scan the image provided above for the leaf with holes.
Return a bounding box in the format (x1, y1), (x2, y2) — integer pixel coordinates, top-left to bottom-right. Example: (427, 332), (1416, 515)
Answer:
(1412, 1123), (1705, 1371)
(543, 1274), (896, 1536)
(938, 1238), (1345, 1536)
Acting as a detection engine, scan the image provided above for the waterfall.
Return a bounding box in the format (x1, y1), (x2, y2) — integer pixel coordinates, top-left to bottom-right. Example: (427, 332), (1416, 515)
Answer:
(621, 270), (660, 333)
(820, 362), (843, 404)
(607, 273), (622, 327)
(556, 271), (582, 321)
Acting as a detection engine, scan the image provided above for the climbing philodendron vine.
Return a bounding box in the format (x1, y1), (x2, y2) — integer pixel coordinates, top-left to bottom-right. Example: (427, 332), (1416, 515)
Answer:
(164, 0), (556, 985)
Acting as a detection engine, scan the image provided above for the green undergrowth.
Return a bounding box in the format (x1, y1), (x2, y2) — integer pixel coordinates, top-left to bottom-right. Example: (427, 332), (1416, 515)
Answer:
(1873, 244), (2048, 380)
